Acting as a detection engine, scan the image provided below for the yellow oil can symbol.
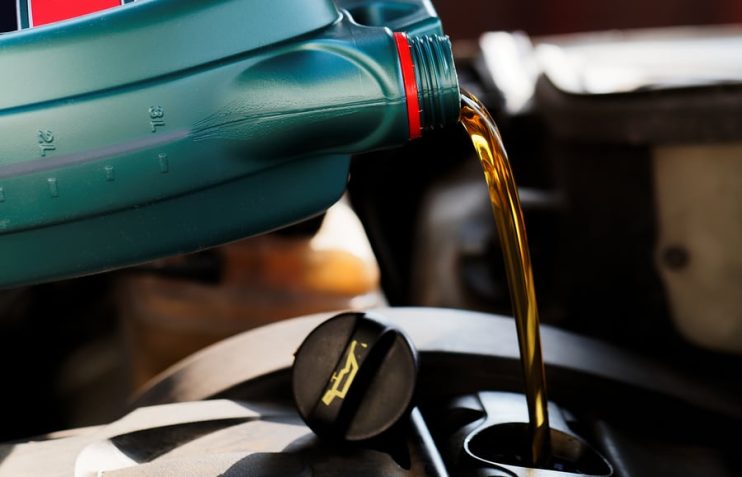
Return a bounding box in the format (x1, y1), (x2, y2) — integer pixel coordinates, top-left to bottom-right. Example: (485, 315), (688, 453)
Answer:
(322, 340), (368, 406)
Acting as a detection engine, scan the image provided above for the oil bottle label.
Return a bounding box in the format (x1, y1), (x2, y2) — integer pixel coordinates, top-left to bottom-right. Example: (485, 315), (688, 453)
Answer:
(11, 0), (135, 29)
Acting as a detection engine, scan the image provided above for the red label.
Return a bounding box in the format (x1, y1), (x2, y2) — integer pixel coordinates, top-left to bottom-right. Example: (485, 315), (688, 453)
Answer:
(30, 0), (123, 27)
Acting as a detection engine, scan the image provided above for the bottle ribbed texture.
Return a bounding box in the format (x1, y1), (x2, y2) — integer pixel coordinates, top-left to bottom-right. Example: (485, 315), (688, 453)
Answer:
(408, 34), (460, 131)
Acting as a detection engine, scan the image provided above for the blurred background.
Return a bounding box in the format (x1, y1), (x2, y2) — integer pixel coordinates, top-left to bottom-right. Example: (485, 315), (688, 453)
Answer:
(1, 0), (742, 444)
(437, 0), (742, 39)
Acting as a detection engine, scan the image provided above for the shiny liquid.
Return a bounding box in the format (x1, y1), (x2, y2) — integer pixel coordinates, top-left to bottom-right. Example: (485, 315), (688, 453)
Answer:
(460, 90), (551, 465)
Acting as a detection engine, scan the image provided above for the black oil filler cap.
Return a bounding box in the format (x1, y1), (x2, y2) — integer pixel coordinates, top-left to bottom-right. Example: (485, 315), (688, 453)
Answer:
(292, 312), (418, 441)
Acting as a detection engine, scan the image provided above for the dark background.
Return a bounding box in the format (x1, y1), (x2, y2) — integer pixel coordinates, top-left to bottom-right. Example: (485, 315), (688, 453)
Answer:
(0, 0), (17, 32)
(436, 0), (742, 38)
(3, 0), (742, 36)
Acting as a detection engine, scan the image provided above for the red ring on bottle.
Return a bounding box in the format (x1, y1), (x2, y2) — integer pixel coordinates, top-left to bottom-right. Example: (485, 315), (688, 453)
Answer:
(393, 32), (422, 140)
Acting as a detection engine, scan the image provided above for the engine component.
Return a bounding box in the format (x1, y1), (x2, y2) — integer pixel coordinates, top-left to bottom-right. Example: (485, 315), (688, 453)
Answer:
(292, 311), (418, 441)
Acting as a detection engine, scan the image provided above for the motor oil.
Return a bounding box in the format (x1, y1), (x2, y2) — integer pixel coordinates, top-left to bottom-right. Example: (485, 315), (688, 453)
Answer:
(460, 90), (551, 465)
(0, 0), (460, 288)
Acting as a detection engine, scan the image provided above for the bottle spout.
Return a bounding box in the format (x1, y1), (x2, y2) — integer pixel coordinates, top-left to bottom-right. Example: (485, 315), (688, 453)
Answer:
(394, 32), (461, 139)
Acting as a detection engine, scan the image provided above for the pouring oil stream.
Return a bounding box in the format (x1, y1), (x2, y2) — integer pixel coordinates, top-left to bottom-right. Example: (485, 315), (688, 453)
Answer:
(460, 90), (551, 465)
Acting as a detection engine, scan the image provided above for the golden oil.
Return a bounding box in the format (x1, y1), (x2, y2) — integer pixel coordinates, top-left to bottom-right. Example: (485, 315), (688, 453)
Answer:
(460, 90), (551, 465)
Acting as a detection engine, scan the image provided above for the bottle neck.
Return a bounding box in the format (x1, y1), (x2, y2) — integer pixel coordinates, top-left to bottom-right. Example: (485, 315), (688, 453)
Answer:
(394, 32), (460, 139)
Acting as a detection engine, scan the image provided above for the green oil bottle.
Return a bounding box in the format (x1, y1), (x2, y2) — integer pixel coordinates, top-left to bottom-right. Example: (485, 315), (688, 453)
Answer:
(0, 0), (459, 288)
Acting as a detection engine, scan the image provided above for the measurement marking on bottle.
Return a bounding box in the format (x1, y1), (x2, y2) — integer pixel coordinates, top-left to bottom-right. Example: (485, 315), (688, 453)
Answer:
(47, 178), (59, 197)
(105, 165), (115, 182)
(38, 129), (56, 157)
(158, 153), (169, 173)
(149, 106), (165, 132)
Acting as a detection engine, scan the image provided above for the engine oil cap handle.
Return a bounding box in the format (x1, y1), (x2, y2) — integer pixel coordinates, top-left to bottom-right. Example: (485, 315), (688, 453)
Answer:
(292, 311), (418, 441)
